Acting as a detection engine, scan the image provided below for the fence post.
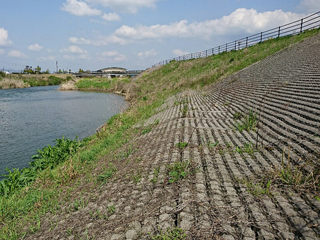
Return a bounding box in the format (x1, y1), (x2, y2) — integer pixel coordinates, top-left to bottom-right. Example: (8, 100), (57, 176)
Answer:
(218, 46), (220, 54)
(235, 41), (237, 50)
(246, 37), (248, 48)
(300, 19), (303, 33)
(260, 32), (263, 42)
(278, 26), (281, 38)
(226, 43), (228, 52)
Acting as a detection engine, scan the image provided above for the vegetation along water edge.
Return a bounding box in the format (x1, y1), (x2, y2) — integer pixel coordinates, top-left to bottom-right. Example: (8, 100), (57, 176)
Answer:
(0, 74), (71, 89)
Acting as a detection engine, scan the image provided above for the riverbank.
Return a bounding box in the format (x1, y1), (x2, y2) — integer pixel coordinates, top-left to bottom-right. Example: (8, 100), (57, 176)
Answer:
(0, 74), (71, 89)
(1, 28), (320, 239)
(59, 71), (152, 102)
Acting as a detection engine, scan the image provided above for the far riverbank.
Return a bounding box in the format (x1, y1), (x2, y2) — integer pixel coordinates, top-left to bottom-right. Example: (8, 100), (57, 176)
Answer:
(0, 74), (72, 89)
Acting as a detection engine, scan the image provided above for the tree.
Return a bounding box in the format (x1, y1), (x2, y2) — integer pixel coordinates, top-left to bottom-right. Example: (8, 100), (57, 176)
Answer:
(35, 65), (41, 74)
(78, 68), (84, 73)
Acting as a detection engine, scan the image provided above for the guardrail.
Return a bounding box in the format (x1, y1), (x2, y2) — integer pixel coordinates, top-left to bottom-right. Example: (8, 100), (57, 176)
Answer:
(152, 11), (320, 67)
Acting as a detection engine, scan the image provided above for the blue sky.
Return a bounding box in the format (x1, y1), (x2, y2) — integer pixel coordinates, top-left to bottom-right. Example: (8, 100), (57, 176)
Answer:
(0, 0), (319, 72)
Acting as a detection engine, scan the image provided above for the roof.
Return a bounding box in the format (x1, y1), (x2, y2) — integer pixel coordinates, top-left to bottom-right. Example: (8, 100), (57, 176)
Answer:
(98, 67), (127, 71)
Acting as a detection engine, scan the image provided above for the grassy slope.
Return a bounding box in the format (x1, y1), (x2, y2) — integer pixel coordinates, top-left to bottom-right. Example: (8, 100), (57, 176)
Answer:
(0, 28), (319, 239)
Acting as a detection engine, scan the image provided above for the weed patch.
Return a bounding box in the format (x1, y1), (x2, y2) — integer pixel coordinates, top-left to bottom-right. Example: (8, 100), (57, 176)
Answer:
(271, 147), (320, 192)
(241, 178), (272, 197)
(150, 227), (187, 240)
(235, 109), (258, 132)
(165, 160), (197, 184)
(176, 142), (188, 149)
(235, 142), (258, 156)
(150, 167), (160, 184)
(97, 163), (117, 185)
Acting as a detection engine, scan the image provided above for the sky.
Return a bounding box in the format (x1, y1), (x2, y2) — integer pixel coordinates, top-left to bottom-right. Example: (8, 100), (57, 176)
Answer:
(0, 0), (319, 73)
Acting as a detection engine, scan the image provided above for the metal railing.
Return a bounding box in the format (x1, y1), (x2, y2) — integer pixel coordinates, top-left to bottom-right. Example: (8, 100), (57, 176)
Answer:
(152, 11), (320, 67)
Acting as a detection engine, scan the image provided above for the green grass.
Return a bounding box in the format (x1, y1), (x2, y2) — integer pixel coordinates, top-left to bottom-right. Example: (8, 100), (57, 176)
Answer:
(235, 109), (258, 132)
(75, 77), (130, 91)
(97, 163), (117, 185)
(150, 227), (187, 240)
(165, 160), (198, 184)
(176, 142), (188, 149)
(1, 28), (319, 239)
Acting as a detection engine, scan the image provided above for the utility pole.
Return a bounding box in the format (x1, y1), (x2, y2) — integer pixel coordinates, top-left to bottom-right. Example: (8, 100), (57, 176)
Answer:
(56, 61), (58, 74)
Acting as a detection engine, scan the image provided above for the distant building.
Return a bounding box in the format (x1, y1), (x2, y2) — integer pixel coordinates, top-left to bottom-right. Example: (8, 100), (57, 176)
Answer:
(74, 67), (144, 78)
(97, 67), (127, 79)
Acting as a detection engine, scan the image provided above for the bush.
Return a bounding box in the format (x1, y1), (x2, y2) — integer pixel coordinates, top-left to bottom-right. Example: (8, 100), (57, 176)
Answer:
(0, 137), (81, 197)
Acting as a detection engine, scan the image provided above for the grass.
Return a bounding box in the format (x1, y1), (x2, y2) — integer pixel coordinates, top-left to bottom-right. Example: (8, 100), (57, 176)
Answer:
(236, 142), (258, 156)
(271, 147), (320, 192)
(176, 142), (188, 149)
(235, 109), (258, 132)
(242, 178), (272, 197)
(242, 147), (320, 198)
(1, 28), (320, 239)
(150, 167), (160, 184)
(97, 163), (117, 185)
(75, 77), (130, 92)
(0, 74), (70, 89)
(150, 227), (187, 240)
(165, 160), (198, 184)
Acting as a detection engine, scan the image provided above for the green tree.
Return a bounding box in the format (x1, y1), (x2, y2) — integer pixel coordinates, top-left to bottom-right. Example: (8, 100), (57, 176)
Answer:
(35, 65), (41, 74)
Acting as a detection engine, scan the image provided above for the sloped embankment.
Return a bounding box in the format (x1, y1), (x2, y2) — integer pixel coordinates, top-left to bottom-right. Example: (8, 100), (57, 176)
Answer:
(27, 34), (320, 239)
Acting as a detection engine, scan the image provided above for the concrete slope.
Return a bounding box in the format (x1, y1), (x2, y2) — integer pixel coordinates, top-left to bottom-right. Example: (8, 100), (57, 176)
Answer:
(27, 34), (320, 240)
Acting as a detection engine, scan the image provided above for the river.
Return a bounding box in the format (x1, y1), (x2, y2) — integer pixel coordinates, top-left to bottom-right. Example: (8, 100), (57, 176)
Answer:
(0, 85), (126, 178)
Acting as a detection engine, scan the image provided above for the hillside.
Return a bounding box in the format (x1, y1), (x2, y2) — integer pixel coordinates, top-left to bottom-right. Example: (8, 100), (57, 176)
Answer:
(1, 29), (319, 240)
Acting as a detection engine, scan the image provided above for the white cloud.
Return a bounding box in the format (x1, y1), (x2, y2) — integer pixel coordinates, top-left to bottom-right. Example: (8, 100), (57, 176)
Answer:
(297, 0), (320, 14)
(38, 56), (55, 61)
(8, 50), (28, 58)
(63, 55), (75, 60)
(28, 44), (43, 51)
(114, 54), (126, 61)
(137, 49), (157, 59)
(85, 0), (161, 14)
(100, 50), (118, 57)
(172, 49), (189, 56)
(69, 34), (127, 46)
(60, 45), (88, 54)
(0, 28), (12, 46)
(62, 0), (102, 16)
(102, 12), (121, 21)
(97, 51), (126, 62)
(114, 8), (305, 40)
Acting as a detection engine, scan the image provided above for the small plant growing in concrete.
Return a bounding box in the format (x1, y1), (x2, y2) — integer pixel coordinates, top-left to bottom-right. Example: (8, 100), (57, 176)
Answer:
(166, 161), (193, 183)
(97, 163), (117, 185)
(150, 227), (187, 240)
(176, 142), (188, 149)
(235, 109), (258, 132)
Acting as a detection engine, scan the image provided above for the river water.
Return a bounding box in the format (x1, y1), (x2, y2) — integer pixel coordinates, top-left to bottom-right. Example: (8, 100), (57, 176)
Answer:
(0, 85), (126, 177)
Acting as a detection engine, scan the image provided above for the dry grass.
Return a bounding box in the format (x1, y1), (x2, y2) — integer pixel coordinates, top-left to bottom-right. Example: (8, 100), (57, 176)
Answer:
(0, 78), (30, 89)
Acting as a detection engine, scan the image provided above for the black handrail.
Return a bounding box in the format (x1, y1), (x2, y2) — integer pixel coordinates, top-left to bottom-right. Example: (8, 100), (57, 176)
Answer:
(152, 11), (320, 67)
